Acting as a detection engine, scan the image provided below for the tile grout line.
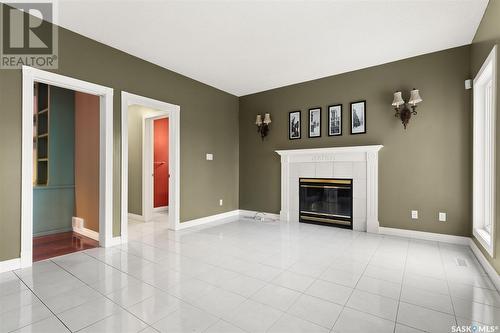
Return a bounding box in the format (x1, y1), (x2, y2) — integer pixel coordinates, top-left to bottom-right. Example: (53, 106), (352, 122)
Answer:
(12, 268), (73, 333)
(438, 242), (461, 328)
(11, 219), (497, 333)
(392, 235), (409, 333)
(80, 249), (254, 332)
(48, 253), (158, 332)
(327, 232), (382, 332)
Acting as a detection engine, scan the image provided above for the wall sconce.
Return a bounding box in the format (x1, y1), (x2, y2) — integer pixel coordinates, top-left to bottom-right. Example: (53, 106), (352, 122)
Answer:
(392, 88), (423, 129)
(255, 113), (272, 140)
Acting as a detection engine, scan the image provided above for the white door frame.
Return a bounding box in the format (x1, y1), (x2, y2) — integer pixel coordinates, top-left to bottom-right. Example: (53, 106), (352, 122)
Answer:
(21, 66), (114, 268)
(143, 113), (169, 220)
(121, 92), (180, 232)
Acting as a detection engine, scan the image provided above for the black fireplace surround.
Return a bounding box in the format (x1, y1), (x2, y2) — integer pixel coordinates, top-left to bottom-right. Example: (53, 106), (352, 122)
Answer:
(299, 178), (353, 229)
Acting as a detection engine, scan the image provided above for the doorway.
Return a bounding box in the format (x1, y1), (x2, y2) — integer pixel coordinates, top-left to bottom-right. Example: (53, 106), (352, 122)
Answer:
(149, 116), (170, 214)
(121, 92), (180, 238)
(21, 66), (114, 268)
(32, 83), (101, 261)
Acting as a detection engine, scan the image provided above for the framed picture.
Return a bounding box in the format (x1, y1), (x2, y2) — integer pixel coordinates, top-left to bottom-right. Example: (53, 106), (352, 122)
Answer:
(328, 104), (342, 136)
(308, 107), (321, 138)
(289, 111), (301, 140)
(350, 101), (366, 134)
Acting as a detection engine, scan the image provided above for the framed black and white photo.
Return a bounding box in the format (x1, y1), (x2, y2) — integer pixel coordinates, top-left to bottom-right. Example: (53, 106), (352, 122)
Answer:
(289, 111), (301, 140)
(328, 104), (342, 136)
(308, 107), (321, 138)
(350, 101), (366, 134)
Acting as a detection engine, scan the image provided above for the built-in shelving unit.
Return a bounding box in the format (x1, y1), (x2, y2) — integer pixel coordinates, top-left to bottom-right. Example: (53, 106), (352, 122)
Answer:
(34, 83), (50, 186)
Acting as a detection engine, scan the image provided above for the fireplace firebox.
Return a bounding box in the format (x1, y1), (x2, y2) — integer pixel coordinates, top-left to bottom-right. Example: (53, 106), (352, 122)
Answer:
(299, 178), (353, 229)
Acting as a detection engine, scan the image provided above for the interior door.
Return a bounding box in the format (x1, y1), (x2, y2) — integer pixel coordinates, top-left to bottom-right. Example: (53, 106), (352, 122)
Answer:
(153, 117), (169, 208)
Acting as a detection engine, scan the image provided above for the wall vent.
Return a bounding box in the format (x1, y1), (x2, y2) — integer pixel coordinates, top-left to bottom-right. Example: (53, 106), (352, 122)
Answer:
(456, 258), (468, 267)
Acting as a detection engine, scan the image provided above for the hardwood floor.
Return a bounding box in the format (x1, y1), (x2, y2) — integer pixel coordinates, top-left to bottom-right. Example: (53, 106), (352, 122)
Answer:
(33, 231), (99, 262)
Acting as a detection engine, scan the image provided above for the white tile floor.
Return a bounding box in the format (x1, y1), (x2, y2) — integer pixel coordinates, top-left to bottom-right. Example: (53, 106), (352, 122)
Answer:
(1, 214), (499, 333)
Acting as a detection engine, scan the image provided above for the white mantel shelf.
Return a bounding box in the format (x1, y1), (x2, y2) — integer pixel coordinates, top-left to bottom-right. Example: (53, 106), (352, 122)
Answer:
(275, 145), (384, 156)
(275, 145), (383, 233)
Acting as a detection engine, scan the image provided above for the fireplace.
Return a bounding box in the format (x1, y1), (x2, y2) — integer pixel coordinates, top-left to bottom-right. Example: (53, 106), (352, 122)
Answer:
(299, 178), (353, 229)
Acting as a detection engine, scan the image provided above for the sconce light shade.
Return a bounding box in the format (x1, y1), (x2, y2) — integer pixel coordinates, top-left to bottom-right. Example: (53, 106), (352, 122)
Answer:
(263, 113), (272, 124)
(391, 88), (422, 130)
(408, 88), (423, 106)
(392, 91), (405, 107)
(255, 114), (263, 125)
(256, 113), (271, 140)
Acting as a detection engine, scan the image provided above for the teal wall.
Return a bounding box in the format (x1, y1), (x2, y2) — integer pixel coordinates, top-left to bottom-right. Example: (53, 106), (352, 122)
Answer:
(33, 87), (76, 236)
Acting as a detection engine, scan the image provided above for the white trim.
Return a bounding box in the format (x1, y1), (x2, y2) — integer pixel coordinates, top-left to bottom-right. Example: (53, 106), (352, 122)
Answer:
(128, 213), (145, 222)
(0, 258), (21, 273)
(72, 226), (99, 242)
(153, 206), (169, 213)
(107, 237), (122, 247)
(469, 239), (500, 291)
(474, 228), (493, 256)
(379, 227), (470, 245)
(143, 113), (169, 222)
(22, 66), (114, 269)
(178, 210), (241, 230)
(275, 145), (384, 156)
(121, 92), (180, 234)
(276, 145), (383, 233)
(473, 45), (497, 257)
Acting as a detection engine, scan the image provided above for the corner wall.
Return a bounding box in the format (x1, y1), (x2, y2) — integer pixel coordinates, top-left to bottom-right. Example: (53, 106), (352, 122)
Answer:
(127, 105), (160, 216)
(0, 16), (239, 261)
(75, 92), (100, 233)
(239, 46), (472, 237)
(33, 86), (75, 236)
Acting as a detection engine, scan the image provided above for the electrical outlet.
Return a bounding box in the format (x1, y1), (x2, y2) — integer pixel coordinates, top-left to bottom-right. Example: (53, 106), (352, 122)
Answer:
(219, 199), (223, 206)
(206, 153), (213, 161)
(411, 210), (418, 220)
(439, 212), (447, 222)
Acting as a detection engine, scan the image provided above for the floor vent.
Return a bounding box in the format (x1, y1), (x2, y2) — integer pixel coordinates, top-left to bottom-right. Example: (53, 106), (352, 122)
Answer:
(456, 258), (468, 267)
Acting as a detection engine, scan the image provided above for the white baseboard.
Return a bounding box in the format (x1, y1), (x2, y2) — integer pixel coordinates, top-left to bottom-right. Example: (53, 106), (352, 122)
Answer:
(177, 209), (241, 230)
(106, 236), (123, 247)
(128, 213), (145, 222)
(239, 210), (281, 221)
(0, 258), (21, 273)
(469, 239), (500, 291)
(72, 217), (99, 241)
(153, 206), (168, 213)
(378, 227), (470, 245)
(177, 209), (281, 231)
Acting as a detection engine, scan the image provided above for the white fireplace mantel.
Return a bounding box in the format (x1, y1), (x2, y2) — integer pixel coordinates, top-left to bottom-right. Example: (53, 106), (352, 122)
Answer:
(276, 145), (383, 233)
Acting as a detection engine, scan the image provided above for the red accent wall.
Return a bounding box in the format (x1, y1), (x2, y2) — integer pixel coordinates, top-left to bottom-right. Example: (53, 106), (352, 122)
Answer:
(154, 118), (169, 208)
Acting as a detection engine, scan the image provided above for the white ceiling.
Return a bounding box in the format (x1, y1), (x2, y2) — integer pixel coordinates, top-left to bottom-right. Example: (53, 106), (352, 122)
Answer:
(54, 0), (488, 96)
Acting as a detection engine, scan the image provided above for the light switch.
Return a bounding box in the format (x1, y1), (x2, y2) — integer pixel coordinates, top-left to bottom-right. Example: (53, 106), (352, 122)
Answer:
(206, 153), (213, 161)
(411, 210), (418, 220)
(439, 212), (447, 222)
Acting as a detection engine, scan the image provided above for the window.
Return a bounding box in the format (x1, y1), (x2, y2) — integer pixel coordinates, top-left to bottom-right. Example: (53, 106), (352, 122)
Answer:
(473, 45), (497, 256)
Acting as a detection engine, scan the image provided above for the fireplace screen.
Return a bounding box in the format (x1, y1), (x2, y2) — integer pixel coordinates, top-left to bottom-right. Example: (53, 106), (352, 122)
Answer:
(299, 178), (353, 229)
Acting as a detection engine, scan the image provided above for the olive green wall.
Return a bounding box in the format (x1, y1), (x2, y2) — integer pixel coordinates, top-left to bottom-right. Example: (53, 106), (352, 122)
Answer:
(127, 105), (160, 216)
(0, 23), (239, 261)
(239, 46), (472, 237)
(471, 0), (500, 274)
